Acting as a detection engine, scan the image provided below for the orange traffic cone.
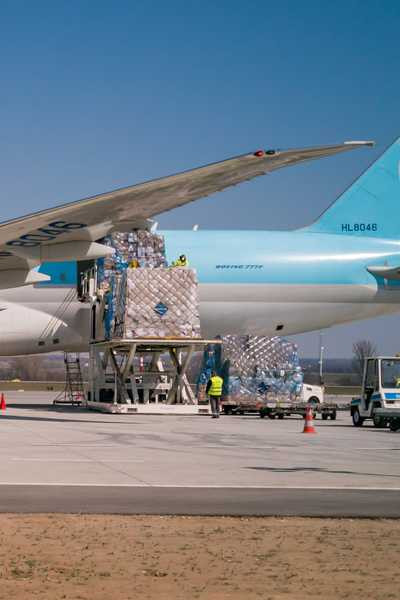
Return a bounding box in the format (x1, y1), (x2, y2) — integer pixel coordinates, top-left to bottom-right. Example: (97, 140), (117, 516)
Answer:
(303, 405), (316, 434)
(0, 393), (6, 410)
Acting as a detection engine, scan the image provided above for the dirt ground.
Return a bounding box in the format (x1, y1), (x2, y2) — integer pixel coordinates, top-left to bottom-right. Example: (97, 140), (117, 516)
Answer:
(0, 515), (399, 600)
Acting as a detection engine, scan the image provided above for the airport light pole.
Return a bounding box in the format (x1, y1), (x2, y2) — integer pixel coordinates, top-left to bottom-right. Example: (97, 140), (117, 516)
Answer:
(318, 331), (324, 386)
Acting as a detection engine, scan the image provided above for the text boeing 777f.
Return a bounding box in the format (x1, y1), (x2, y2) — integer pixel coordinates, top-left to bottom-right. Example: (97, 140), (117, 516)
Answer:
(1, 137), (399, 355)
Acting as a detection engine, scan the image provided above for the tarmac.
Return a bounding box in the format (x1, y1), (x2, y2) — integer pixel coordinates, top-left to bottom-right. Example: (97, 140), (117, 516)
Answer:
(1, 392), (399, 516)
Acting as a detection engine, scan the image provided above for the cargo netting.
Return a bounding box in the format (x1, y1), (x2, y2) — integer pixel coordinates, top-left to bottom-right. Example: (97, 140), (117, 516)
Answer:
(96, 230), (201, 339)
(97, 230), (167, 293)
(111, 267), (201, 339)
(197, 335), (303, 402)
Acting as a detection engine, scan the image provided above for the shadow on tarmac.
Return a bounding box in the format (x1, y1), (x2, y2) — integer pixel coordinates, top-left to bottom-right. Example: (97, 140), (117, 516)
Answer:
(247, 466), (400, 478)
(0, 413), (143, 425)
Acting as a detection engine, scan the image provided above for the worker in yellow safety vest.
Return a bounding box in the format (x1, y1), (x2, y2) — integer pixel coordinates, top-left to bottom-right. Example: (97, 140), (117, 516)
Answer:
(172, 254), (188, 267)
(206, 371), (223, 418)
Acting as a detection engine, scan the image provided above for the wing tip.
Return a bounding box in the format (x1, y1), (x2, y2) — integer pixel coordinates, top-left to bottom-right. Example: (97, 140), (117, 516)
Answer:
(344, 140), (375, 147)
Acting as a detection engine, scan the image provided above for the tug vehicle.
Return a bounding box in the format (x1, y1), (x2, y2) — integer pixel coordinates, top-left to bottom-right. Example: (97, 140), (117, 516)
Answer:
(350, 357), (400, 430)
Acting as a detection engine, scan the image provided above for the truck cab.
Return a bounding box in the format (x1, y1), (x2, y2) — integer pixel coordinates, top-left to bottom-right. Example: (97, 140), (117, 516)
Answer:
(351, 356), (400, 427)
(302, 383), (324, 406)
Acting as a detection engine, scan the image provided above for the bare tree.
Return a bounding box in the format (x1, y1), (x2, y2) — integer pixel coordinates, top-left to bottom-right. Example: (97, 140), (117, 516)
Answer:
(352, 340), (377, 379)
(7, 356), (45, 381)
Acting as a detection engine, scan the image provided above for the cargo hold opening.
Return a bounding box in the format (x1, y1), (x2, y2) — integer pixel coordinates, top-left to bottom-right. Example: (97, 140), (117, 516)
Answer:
(77, 259), (95, 299)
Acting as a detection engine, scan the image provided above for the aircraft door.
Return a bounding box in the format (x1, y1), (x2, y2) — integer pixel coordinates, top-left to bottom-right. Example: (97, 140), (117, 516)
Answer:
(363, 359), (378, 412)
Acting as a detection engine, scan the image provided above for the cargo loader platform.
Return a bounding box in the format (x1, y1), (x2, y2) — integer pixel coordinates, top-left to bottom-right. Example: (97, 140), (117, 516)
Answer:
(79, 230), (220, 413)
(87, 337), (221, 414)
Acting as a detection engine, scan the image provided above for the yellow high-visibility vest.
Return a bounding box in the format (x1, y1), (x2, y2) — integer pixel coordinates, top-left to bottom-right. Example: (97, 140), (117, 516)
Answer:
(209, 375), (223, 396)
(172, 257), (188, 267)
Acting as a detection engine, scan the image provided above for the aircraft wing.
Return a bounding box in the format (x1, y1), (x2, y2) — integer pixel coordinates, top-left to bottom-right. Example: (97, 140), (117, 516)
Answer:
(0, 140), (373, 282)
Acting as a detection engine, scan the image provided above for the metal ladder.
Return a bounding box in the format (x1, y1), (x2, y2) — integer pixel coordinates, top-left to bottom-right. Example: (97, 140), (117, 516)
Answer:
(53, 352), (85, 405)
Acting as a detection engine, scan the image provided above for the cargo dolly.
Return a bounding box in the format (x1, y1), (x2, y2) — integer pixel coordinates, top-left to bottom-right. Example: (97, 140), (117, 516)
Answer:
(259, 400), (337, 420)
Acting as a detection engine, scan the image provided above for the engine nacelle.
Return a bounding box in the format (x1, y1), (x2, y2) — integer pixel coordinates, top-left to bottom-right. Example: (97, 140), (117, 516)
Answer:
(0, 269), (50, 289)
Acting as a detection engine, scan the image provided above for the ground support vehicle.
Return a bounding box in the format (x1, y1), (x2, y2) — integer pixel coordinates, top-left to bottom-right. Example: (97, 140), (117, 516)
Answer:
(350, 356), (400, 429)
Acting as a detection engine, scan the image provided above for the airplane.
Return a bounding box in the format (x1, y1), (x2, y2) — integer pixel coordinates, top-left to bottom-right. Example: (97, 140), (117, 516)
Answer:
(1, 136), (399, 356)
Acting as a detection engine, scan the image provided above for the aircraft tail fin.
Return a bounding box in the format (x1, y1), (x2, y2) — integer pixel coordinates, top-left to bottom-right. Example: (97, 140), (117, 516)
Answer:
(306, 137), (400, 238)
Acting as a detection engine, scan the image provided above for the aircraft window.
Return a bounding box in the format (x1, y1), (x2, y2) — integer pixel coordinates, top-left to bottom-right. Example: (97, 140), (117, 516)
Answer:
(60, 272), (67, 282)
(38, 341), (45, 346)
(381, 359), (400, 388)
(276, 324), (284, 331)
(52, 338), (60, 344)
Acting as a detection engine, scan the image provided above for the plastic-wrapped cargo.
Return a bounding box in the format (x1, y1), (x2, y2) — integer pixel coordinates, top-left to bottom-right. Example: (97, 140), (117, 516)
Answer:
(196, 335), (303, 403)
(97, 230), (167, 292)
(222, 335), (303, 402)
(110, 267), (201, 339)
(222, 335), (299, 378)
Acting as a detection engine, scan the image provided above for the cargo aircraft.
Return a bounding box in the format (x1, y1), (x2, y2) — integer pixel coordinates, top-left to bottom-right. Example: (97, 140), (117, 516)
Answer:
(1, 137), (400, 355)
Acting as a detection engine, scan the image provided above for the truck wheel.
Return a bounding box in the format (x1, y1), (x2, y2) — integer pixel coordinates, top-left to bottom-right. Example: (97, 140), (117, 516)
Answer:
(330, 411), (337, 420)
(259, 411), (265, 419)
(389, 418), (400, 432)
(268, 413), (276, 419)
(223, 406), (232, 415)
(322, 413), (328, 420)
(278, 413), (284, 420)
(373, 415), (386, 428)
(352, 408), (364, 427)
(308, 396), (319, 406)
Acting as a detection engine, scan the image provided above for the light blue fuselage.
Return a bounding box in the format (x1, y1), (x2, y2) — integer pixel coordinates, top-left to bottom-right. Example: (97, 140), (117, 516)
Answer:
(20, 227), (398, 355)
(163, 230), (400, 287)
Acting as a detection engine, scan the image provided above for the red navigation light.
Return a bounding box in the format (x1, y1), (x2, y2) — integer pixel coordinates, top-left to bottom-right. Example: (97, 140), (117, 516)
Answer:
(253, 150), (264, 157)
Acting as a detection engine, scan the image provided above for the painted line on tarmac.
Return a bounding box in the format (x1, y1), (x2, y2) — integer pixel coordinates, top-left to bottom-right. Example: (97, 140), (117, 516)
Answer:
(0, 483), (400, 490)
(355, 448), (400, 451)
(10, 459), (146, 463)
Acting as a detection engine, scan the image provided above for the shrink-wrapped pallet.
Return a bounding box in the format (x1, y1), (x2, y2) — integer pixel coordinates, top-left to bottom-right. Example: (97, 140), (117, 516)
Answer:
(112, 268), (201, 339)
(97, 231), (167, 291)
(222, 335), (303, 402)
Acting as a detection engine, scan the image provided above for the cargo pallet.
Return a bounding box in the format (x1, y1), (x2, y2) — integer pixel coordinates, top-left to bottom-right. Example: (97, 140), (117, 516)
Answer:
(86, 337), (221, 413)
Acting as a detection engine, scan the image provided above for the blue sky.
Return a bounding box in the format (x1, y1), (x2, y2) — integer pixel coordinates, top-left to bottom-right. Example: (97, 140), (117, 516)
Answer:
(1, 0), (400, 357)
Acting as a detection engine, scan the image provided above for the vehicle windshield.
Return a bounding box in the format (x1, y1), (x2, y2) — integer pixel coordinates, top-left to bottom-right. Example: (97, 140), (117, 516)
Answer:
(381, 359), (400, 389)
